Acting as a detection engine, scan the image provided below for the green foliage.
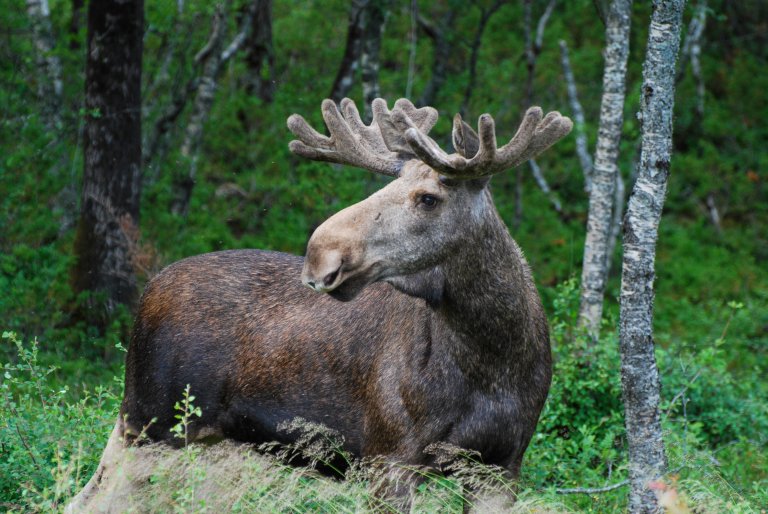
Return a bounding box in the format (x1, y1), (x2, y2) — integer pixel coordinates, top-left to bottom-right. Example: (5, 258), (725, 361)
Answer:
(0, 332), (120, 511)
(0, 0), (766, 511)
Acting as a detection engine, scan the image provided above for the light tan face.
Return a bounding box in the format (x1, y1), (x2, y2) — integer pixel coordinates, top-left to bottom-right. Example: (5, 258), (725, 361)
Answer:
(302, 161), (488, 301)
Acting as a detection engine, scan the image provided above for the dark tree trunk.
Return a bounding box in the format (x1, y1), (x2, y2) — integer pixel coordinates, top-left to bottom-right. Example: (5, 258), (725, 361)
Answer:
(619, 0), (685, 511)
(460, 0), (505, 117)
(417, 9), (457, 108)
(72, 0), (144, 330)
(243, 0), (275, 103)
(69, 0), (84, 49)
(329, 0), (368, 103)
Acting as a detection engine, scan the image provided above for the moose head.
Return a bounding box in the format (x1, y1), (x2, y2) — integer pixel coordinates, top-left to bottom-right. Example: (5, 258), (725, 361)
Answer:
(288, 98), (572, 302)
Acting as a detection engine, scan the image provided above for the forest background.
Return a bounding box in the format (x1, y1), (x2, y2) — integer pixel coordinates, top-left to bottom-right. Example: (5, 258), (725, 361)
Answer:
(0, 0), (766, 512)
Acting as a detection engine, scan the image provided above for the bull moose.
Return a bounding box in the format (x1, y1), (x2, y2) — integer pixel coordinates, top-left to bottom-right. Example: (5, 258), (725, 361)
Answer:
(68, 97), (572, 511)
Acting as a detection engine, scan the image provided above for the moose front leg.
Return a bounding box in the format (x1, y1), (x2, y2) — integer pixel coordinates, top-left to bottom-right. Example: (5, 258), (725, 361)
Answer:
(366, 461), (425, 513)
(460, 466), (518, 514)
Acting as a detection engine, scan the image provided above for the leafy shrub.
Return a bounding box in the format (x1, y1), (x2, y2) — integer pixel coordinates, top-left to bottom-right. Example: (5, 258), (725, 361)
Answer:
(0, 331), (120, 511)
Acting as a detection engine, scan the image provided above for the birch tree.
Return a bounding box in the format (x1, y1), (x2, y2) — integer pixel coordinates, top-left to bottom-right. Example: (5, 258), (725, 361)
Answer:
(170, 4), (257, 216)
(26, 0), (63, 128)
(71, 0), (144, 329)
(578, 0), (633, 337)
(619, 0), (685, 511)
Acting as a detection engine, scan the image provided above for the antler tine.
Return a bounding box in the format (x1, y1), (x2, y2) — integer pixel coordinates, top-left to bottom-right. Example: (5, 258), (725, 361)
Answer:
(288, 98), (424, 177)
(512, 111), (574, 166)
(403, 106), (572, 180)
(393, 99), (438, 133)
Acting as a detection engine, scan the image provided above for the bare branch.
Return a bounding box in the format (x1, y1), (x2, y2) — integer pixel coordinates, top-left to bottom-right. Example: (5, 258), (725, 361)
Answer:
(556, 479), (629, 495)
(171, 5), (229, 216)
(559, 40), (593, 191)
(529, 159), (562, 213)
(676, 0), (707, 82)
(705, 193), (722, 235)
(677, 1), (707, 117)
(535, 0), (557, 51)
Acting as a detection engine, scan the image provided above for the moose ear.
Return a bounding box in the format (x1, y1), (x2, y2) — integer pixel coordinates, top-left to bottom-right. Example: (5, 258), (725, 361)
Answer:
(452, 114), (480, 158)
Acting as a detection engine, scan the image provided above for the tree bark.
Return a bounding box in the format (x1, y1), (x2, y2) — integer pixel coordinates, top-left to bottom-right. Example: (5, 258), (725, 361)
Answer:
(329, 0), (368, 103)
(619, 1), (685, 511)
(578, 0), (633, 338)
(71, 0), (144, 329)
(26, 0), (63, 129)
(243, 0), (275, 103)
(605, 168), (625, 277)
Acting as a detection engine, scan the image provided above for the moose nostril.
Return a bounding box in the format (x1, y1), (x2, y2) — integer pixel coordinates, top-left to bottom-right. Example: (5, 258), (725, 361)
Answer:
(306, 280), (316, 289)
(323, 268), (340, 287)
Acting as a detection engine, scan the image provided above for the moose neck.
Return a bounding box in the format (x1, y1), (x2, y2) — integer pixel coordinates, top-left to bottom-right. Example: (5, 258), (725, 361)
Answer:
(443, 199), (540, 349)
(391, 188), (547, 371)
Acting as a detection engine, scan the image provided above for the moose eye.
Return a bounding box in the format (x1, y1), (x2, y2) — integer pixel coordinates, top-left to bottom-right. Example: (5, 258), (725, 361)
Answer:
(418, 194), (440, 210)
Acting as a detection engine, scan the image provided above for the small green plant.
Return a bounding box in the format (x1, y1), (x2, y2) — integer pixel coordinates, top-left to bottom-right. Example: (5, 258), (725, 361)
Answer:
(170, 383), (203, 446)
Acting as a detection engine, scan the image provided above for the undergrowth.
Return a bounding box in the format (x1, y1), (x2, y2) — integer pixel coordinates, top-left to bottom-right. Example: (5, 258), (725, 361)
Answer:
(1, 282), (765, 513)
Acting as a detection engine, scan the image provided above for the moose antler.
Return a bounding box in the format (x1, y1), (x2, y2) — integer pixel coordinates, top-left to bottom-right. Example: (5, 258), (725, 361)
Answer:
(403, 107), (573, 179)
(287, 98), (437, 177)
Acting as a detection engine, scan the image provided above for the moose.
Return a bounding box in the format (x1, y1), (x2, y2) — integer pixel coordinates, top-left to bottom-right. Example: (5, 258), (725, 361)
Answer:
(68, 97), (571, 511)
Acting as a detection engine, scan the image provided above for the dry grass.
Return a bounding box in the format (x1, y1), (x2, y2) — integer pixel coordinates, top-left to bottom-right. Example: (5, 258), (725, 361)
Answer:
(73, 439), (570, 513)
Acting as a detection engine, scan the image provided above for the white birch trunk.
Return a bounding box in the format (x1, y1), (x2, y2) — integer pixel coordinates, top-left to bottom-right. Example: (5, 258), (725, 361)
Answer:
(170, 7), (227, 216)
(26, 0), (63, 128)
(170, 3), (254, 216)
(619, 0), (685, 511)
(578, 0), (633, 338)
(604, 169), (625, 277)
